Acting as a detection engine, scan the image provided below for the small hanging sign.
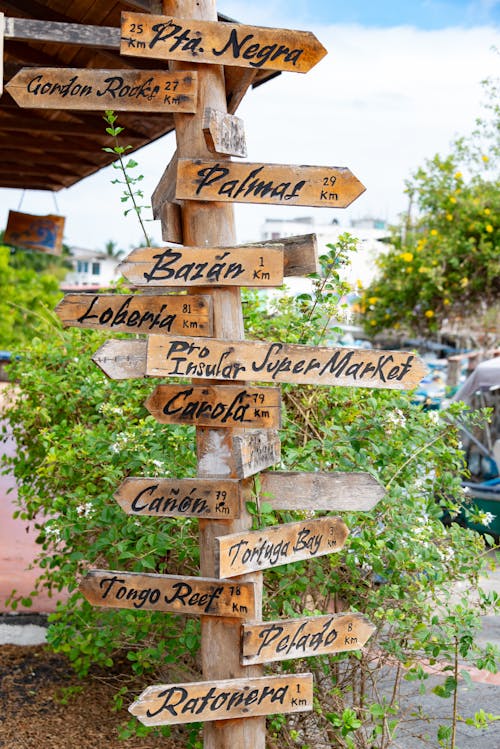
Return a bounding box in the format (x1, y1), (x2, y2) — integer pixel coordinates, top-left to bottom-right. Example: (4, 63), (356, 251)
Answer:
(4, 209), (65, 255)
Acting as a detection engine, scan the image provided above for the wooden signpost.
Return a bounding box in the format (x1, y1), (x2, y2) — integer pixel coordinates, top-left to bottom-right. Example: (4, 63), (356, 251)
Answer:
(114, 477), (242, 519)
(6, 67), (198, 112)
(176, 159), (366, 208)
(55, 293), (212, 336)
(129, 673), (313, 726)
(79, 569), (256, 618)
(215, 517), (349, 577)
(242, 613), (376, 665)
(120, 12), (327, 73)
(145, 384), (282, 428)
(196, 428), (282, 479)
(203, 107), (247, 157)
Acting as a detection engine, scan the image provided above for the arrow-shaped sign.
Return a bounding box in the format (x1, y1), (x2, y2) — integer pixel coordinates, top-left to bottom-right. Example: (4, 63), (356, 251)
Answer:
(176, 159), (366, 209)
(120, 12), (327, 74)
(6, 67), (198, 112)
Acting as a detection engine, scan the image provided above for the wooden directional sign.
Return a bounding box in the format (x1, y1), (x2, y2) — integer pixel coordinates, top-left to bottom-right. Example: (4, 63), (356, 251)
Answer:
(232, 429), (281, 479)
(260, 471), (386, 512)
(93, 339), (147, 380)
(129, 673), (313, 726)
(6, 67), (198, 112)
(55, 293), (212, 336)
(242, 612), (376, 665)
(119, 244), (285, 288)
(176, 159), (366, 209)
(79, 569), (255, 619)
(114, 477), (241, 520)
(120, 11), (327, 74)
(203, 107), (247, 157)
(146, 336), (426, 391)
(145, 385), (281, 429)
(216, 517), (349, 578)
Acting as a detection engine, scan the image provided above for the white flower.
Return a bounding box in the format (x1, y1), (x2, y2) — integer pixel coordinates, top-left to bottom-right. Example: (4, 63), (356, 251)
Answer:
(427, 410), (440, 424)
(76, 502), (94, 518)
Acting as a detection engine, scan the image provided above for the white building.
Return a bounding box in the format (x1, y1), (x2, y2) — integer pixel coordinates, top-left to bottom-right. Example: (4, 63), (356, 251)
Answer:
(260, 216), (389, 291)
(62, 247), (121, 290)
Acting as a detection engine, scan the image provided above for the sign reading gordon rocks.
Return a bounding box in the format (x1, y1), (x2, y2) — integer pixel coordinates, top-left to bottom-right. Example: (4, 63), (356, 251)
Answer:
(55, 293), (212, 336)
(129, 673), (313, 726)
(6, 67), (198, 112)
(79, 569), (255, 618)
(114, 477), (241, 519)
(176, 159), (365, 208)
(145, 335), (426, 390)
(120, 11), (327, 73)
(145, 384), (281, 428)
(241, 613), (376, 665)
(216, 517), (349, 577)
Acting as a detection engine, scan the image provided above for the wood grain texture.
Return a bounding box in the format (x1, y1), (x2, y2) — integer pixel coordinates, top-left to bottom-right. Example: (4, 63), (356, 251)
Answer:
(120, 11), (327, 73)
(55, 293), (212, 336)
(202, 107), (247, 157)
(216, 516), (349, 577)
(151, 150), (179, 217)
(259, 471), (386, 512)
(4, 16), (120, 49)
(119, 244), (284, 287)
(146, 335), (427, 390)
(0, 14), (4, 98)
(79, 569), (256, 618)
(4, 210), (64, 255)
(6, 68), (198, 112)
(114, 477), (241, 519)
(129, 673), (313, 726)
(231, 429), (281, 479)
(92, 338), (147, 380)
(145, 384), (282, 428)
(160, 202), (183, 244)
(242, 612), (376, 665)
(176, 159), (366, 208)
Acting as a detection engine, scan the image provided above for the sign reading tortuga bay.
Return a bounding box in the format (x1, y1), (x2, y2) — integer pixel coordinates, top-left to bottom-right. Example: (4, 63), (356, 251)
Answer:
(215, 517), (349, 577)
(55, 293), (212, 336)
(176, 159), (365, 208)
(129, 673), (313, 726)
(120, 12), (326, 73)
(140, 335), (426, 390)
(241, 613), (376, 665)
(6, 67), (198, 112)
(79, 569), (256, 618)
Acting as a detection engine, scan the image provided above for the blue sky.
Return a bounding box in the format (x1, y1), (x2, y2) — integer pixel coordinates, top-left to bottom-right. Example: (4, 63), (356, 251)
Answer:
(223, 0), (500, 28)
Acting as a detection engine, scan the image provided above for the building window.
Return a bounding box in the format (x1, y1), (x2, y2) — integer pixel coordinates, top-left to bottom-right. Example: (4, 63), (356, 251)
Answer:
(271, 232), (281, 239)
(91, 262), (100, 276)
(77, 260), (88, 273)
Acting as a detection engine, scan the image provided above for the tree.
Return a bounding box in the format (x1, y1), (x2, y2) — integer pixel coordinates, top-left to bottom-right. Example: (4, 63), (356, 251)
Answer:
(361, 76), (500, 337)
(104, 239), (124, 260)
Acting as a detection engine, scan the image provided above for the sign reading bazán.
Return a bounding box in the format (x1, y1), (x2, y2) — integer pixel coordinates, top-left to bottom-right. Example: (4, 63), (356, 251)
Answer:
(176, 159), (365, 208)
(241, 612), (376, 666)
(114, 477), (241, 519)
(144, 335), (426, 391)
(215, 517), (349, 577)
(145, 385), (281, 429)
(6, 67), (198, 112)
(55, 293), (212, 336)
(80, 569), (255, 619)
(119, 244), (285, 287)
(129, 673), (313, 727)
(120, 11), (326, 74)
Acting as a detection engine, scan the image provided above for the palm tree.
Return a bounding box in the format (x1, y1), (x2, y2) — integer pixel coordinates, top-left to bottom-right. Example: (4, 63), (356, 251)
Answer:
(104, 239), (124, 260)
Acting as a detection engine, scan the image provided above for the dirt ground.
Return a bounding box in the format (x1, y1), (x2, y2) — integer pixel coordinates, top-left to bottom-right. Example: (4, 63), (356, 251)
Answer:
(0, 643), (183, 749)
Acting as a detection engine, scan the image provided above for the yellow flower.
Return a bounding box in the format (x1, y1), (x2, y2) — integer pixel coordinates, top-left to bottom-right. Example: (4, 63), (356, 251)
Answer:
(356, 279), (363, 289)
(449, 196), (457, 204)
(384, 313), (391, 320)
(460, 277), (469, 288)
(425, 310), (434, 318)
(370, 319), (377, 326)
(444, 298), (451, 306)
(407, 266), (413, 272)
(484, 208), (491, 215)
(368, 296), (378, 305)
(418, 266), (429, 273)
(446, 213), (453, 221)
(400, 252), (413, 262)
(454, 171), (462, 179)
(430, 229), (438, 237)
(486, 224), (494, 233)
(482, 154), (489, 162)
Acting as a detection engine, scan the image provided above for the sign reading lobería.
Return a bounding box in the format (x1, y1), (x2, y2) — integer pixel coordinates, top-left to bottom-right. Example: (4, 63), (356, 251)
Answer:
(120, 12), (327, 73)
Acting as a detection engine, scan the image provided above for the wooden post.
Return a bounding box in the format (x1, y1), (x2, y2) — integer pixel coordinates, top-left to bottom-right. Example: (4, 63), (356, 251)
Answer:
(161, 1), (265, 747)
(0, 14), (4, 98)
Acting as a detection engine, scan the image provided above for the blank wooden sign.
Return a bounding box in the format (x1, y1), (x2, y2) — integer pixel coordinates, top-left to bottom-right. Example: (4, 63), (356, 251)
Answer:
(129, 673), (313, 726)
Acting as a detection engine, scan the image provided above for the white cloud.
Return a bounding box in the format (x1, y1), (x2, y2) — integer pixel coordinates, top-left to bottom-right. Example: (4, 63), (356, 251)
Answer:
(1, 23), (499, 251)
